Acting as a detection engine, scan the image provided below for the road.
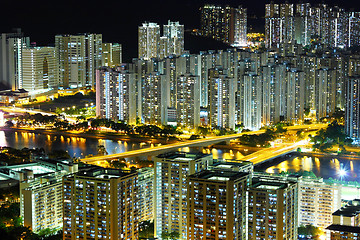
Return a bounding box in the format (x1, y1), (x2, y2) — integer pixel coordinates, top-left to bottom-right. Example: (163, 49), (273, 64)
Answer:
(0, 106), (77, 123)
(1, 105), (327, 165)
(81, 124), (327, 164)
(238, 140), (308, 165)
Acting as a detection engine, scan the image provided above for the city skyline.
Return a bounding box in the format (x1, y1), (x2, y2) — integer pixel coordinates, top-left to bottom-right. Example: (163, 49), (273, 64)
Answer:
(2, 1), (360, 239)
(3, 0), (360, 61)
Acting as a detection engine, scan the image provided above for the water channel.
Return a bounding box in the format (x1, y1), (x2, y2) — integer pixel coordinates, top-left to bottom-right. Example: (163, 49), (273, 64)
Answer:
(1, 129), (359, 182)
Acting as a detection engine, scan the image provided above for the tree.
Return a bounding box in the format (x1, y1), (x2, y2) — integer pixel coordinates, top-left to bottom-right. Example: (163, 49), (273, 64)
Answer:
(310, 121), (348, 152)
(331, 108), (345, 122)
(48, 150), (70, 159)
(197, 126), (209, 136)
(304, 107), (310, 116)
(107, 160), (127, 169)
(298, 224), (323, 239)
(139, 220), (154, 239)
(97, 145), (107, 156)
(161, 125), (177, 137)
(161, 231), (180, 240)
(5, 120), (13, 127)
(76, 116), (86, 122)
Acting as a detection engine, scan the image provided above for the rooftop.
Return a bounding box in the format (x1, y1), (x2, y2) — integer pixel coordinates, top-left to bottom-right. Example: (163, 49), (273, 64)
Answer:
(326, 224), (360, 234)
(211, 160), (253, 169)
(75, 167), (135, 179)
(333, 199), (360, 217)
(189, 170), (249, 181)
(156, 151), (211, 161)
(251, 181), (289, 190)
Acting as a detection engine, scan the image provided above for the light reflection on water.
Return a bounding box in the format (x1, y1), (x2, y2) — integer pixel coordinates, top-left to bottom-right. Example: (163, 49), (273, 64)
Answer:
(0, 130), (151, 159)
(2, 129), (360, 182)
(264, 155), (360, 182)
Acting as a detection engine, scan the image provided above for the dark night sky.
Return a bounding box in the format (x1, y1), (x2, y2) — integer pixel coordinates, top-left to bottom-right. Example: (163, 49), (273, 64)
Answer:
(1, 0), (360, 60)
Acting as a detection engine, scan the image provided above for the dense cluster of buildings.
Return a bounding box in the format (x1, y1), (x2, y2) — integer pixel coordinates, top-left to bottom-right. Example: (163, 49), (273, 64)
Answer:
(94, 4), (360, 143)
(265, 3), (360, 49)
(199, 4), (247, 47)
(3, 2), (360, 238)
(96, 43), (360, 135)
(139, 21), (184, 60)
(0, 29), (121, 93)
(2, 151), (359, 239)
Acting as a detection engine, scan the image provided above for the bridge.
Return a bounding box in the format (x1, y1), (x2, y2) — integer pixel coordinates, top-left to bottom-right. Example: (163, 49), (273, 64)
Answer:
(81, 124), (326, 164)
(236, 141), (305, 165)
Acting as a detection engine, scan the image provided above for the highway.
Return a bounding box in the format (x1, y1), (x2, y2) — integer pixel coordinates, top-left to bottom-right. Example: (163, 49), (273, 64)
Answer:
(81, 124), (327, 164)
(237, 140), (308, 165)
(0, 106), (77, 123)
(0, 105), (327, 165)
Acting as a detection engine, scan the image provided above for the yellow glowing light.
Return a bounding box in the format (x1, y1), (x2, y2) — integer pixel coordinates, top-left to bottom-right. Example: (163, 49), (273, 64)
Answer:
(319, 234), (326, 240)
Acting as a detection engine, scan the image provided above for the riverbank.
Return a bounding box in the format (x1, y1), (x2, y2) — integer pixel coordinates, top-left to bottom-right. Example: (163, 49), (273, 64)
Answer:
(0, 127), (181, 145)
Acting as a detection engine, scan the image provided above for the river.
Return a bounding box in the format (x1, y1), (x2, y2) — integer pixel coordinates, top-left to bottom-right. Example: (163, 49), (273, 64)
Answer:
(1, 129), (359, 182)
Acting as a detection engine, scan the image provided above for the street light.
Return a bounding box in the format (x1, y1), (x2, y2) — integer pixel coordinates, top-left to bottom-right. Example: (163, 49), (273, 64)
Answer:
(339, 169), (346, 177)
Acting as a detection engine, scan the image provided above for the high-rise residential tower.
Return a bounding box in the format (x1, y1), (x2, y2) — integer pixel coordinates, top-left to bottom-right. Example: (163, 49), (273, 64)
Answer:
(102, 43), (122, 67)
(248, 176), (298, 240)
(0, 29), (30, 90)
(55, 33), (102, 89)
(154, 152), (212, 240)
(265, 3), (294, 48)
(138, 22), (160, 60)
(345, 76), (360, 144)
(200, 5), (247, 46)
(176, 74), (201, 129)
(63, 167), (138, 240)
(95, 67), (136, 124)
(22, 47), (59, 92)
(187, 170), (250, 240)
(162, 20), (184, 57)
(208, 67), (236, 129)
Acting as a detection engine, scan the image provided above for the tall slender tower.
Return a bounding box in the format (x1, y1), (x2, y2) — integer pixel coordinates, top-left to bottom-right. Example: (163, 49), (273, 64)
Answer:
(0, 29), (30, 90)
(248, 176), (298, 240)
(163, 20), (184, 57)
(265, 3), (294, 48)
(345, 76), (360, 144)
(138, 22), (160, 60)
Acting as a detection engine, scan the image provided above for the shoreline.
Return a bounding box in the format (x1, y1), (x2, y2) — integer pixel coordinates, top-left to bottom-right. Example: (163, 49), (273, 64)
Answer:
(0, 127), (181, 145)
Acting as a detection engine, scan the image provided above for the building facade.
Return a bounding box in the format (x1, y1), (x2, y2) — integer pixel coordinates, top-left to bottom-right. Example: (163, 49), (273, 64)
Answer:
(345, 76), (360, 143)
(63, 168), (138, 240)
(248, 177), (298, 240)
(298, 176), (341, 229)
(95, 67), (136, 124)
(22, 47), (59, 92)
(102, 43), (122, 67)
(200, 5), (247, 46)
(187, 170), (250, 240)
(55, 33), (102, 88)
(138, 167), (154, 222)
(138, 22), (160, 60)
(0, 29), (30, 90)
(154, 152), (212, 239)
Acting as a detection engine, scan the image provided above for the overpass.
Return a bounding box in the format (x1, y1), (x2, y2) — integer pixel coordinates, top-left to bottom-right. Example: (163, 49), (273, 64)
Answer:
(236, 141), (305, 165)
(81, 129), (265, 163)
(81, 124), (326, 164)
